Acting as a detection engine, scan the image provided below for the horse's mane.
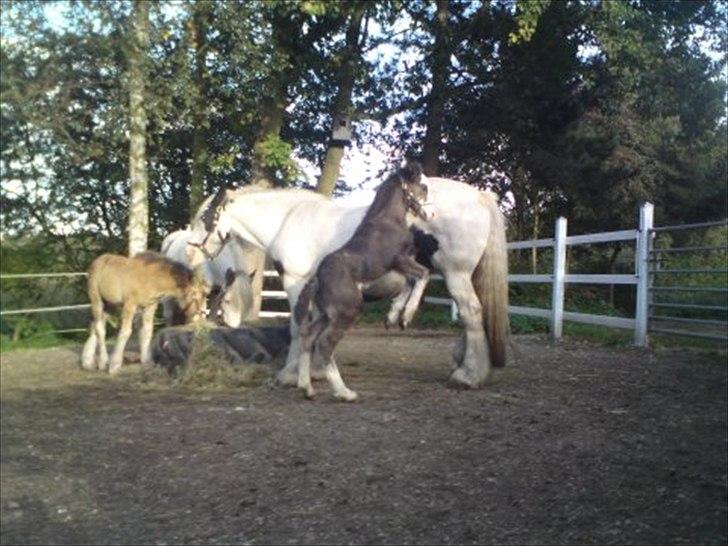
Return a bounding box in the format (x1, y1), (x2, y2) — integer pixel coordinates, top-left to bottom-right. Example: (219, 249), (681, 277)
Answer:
(134, 251), (193, 287)
(364, 176), (402, 220)
(193, 185), (327, 229)
(364, 163), (422, 220)
(229, 186), (328, 201)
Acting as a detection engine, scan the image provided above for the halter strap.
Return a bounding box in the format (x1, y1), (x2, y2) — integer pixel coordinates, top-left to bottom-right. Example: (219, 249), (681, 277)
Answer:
(187, 226), (230, 261)
(402, 184), (430, 221)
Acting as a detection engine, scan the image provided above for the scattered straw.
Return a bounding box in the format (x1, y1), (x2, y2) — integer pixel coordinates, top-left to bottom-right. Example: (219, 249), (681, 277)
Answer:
(171, 323), (272, 391)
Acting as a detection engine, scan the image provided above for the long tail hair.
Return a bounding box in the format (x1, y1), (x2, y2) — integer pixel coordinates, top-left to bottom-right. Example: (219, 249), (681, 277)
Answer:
(471, 192), (509, 368)
(86, 257), (106, 320)
(293, 276), (319, 326)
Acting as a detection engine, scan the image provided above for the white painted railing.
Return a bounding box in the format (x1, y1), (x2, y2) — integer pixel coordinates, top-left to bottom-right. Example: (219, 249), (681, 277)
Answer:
(504, 202), (653, 346)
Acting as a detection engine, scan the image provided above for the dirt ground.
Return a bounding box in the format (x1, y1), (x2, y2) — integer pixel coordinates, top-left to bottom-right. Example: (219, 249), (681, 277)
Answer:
(1, 327), (726, 545)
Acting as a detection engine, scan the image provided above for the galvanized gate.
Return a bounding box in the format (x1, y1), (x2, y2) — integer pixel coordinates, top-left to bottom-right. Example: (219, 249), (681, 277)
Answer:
(648, 219), (728, 343)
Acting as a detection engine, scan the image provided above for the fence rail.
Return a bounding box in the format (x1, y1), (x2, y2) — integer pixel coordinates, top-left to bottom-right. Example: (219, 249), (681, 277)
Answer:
(2, 204), (726, 346)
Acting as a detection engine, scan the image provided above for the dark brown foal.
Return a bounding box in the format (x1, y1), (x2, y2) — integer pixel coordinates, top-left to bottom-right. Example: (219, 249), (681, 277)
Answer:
(294, 162), (431, 401)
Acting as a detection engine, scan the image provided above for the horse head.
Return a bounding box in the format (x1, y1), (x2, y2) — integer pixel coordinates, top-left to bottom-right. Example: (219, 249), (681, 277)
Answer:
(186, 188), (232, 268)
(181, 268), (211, 323)
(399, 161), (434, 221)
(206, 267), (256, 327)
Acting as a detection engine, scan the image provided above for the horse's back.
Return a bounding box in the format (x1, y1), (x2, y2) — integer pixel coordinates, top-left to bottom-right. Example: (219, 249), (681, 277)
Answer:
(414, 177), (501, 269)
(88, 252), (187, 306)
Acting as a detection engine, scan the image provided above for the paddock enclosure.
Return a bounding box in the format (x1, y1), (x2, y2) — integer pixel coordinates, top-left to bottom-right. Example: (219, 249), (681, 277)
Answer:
(1, 328), (726, 545)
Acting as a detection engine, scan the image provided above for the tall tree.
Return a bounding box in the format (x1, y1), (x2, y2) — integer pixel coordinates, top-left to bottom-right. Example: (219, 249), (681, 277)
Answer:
(126, 0), (151, 256)
(420, 0), (452, 176)
(187, 1), (210, 220)
(315, 2), (367, 196)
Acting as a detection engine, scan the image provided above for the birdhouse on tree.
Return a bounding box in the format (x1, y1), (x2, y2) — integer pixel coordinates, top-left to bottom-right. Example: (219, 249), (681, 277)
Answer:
(331, 115), (352, 146)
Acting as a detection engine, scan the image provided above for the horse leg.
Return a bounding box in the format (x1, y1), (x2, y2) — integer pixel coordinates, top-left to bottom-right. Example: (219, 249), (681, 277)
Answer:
(443, 271), (490, 388)
(385, 281), (414, 329)
(81, 283), (106, 370)
(399, 273), (430, 328)
(316, 310), (358, 402)
(138, 303), (157, 367)
(297, 314), (328, 399)
(109, 301), (136, 375)
(391, 255), (430, 328)
(95, 314), (109, 371)
(81, 319), (98, 370)
(276, 276), (306, 386)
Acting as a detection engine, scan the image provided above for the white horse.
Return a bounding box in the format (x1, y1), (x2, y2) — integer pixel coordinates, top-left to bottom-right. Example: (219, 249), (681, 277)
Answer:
(185, 176), (509, 394)
(161, 228), (254, 328)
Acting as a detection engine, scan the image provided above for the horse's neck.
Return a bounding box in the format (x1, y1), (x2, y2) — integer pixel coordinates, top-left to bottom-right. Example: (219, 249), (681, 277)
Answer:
(363, 185), (405, 226)
(223, 193), (305, 250)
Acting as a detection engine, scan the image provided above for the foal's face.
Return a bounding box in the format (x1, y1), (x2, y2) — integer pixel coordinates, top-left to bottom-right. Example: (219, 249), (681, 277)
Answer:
(182, 275), (211, 323)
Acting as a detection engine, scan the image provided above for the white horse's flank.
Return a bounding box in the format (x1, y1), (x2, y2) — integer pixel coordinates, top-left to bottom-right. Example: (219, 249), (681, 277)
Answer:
(161, 228), (253, 327)
(186, 177), (509, 393)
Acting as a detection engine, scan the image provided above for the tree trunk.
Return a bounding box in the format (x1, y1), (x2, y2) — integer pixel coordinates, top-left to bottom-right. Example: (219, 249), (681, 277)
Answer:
(188, 2), (209, 221)
(316, 4), (366, 196)
(421, 0), (451, 177)
(245, 91), (288, 319)
(250, 95), (286, 189)
(127, 0), (150, 257)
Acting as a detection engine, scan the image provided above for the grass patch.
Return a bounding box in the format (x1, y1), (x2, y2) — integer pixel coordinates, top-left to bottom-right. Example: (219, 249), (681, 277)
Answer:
(0, 331), (88, 352)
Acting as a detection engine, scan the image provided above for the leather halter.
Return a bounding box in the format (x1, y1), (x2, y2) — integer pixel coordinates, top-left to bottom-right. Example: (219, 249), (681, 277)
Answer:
(187, 202), (230, 261)
(402, 183), (430, 221)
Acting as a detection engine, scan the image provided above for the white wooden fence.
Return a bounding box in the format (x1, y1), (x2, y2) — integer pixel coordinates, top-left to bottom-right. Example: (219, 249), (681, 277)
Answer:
(3, 202), (726, 346)
(505, 202), (653, 345)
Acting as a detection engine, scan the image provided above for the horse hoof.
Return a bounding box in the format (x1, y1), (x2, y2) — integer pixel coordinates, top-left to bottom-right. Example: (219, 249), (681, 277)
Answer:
(80, 361), (96, 371)
(448, 368), (477, 389)
(335, 389), (358, 403)
(398, 319), (408, 330)
(303, 387), (316, 400)
(276, 371), (298, 387)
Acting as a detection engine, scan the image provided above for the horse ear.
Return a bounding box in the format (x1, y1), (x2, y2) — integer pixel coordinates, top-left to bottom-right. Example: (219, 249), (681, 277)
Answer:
(400, 161), (423, 185)
(225, 267), (236, 287)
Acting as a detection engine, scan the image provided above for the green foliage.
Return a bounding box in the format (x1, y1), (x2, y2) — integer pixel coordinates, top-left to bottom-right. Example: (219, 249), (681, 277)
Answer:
(257, 134), (301, 186)
(509, 0), (551, 44)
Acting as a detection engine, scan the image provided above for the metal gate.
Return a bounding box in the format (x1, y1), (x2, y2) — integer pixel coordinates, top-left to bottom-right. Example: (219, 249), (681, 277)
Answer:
(648, 219), (728, 343)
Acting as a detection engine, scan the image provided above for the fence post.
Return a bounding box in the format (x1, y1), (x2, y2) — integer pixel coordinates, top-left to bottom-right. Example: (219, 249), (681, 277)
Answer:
(551, 217), (567, 340)
(635, 202), (654, 347)
(450, 300), (459, 322)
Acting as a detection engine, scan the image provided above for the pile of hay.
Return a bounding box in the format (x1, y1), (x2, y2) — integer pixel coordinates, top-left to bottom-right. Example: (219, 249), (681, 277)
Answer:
(145, 323), (291, 391)
(174, 325), (271, 390)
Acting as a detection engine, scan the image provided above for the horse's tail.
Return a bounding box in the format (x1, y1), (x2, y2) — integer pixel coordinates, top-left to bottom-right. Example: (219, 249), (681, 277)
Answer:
(293, 276), (319, 326)
(86, 256), (106, 320)
(472, 191), (509, 368)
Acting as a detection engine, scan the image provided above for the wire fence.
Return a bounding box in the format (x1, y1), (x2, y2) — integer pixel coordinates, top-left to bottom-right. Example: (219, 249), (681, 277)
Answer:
(2, 206), (726, 345)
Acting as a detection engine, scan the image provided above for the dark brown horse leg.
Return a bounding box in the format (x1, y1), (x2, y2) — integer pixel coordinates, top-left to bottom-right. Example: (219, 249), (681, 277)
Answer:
(391, 254), (430, 328)
(297, 314), (329, 399)
(393, 254), (429, 281)
(316, 310), (358, 402)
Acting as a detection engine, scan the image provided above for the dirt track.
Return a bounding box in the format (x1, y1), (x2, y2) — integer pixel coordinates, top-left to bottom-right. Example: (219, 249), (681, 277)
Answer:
(1, 328), (726, 545)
